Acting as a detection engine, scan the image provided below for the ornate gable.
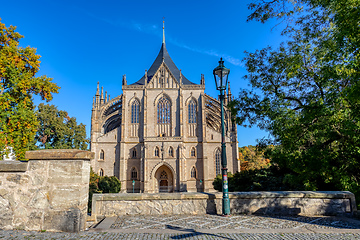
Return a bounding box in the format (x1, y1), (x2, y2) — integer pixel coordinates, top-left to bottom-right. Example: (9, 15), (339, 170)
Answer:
(146, 62), (180, 89)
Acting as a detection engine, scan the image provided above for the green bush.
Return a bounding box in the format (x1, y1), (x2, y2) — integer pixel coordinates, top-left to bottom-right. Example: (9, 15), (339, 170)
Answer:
(213, 165), (304, 192)
(88, 168), (121, 213)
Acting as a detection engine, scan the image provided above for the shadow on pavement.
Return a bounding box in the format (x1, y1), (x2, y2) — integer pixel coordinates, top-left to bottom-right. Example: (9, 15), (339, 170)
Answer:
(166, 225), (233, 240)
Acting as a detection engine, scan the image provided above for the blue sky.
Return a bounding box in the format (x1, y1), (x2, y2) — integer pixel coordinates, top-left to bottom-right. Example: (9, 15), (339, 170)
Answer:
(1, 0), (285, 147)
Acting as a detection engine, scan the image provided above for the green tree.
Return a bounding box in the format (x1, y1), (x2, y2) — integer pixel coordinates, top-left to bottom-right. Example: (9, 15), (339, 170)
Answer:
(34, 103), (88, 150)
(230, 0), (360, 198)
(0, 19), (59, 159)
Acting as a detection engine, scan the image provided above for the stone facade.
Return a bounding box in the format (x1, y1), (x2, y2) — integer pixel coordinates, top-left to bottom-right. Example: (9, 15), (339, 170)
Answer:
(92, 191), (357, 218)
(90, 35), (239, 193)
(0, 150), (93, 232)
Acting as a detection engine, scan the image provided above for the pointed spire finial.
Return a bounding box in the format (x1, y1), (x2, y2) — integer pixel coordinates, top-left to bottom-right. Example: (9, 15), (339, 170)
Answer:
(100, 86), (104, 101)
(96, 81), (100, 96)
(179, 69), (182, 85)
(162, 18), (165, 44)
(122, 74), (127, 85)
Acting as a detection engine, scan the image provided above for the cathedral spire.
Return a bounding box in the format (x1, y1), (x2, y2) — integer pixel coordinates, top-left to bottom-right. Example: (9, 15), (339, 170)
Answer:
(96, 81), (100, 96)
(131, 20), (195, 86)
(162, 19), (165, 44)
(100, 86), (104, 104)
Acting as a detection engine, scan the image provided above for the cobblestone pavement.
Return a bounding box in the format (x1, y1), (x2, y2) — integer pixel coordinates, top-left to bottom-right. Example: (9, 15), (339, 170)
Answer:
(1, 214), (360, 239)
(108, 214), (360, 230)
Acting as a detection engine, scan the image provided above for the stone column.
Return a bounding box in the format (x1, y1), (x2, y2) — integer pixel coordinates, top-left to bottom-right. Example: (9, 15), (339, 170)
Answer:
(143, 143), (149, 193)
(200, 94), (210, 192)
(178, 143), (187, 191)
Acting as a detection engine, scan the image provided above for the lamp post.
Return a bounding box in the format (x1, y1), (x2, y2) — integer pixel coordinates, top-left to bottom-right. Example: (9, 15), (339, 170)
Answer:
(213, 57), (230, 216)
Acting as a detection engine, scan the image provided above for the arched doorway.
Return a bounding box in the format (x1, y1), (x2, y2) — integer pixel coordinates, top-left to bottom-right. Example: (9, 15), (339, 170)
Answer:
(155, 165), (173, 193)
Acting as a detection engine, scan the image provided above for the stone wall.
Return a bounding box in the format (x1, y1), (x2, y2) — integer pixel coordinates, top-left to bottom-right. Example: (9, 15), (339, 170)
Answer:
(92, 191), (357, 218)
(0, 150), (93, 232)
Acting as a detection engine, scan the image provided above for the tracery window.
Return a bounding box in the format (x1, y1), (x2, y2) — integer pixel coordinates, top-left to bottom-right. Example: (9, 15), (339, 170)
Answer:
(169, 147), (174, 157)
(188, 99), (197, 123)
(191, 147), (196, 157)
(99, 169), (104, 177)
(215, 149), (221, 175)
(100, 150), (105, 161)
(155, 147), (160, 157)
(157, 96), (171, 124)
(131, 167), (138, 180)
(160, 170), (167, 179)
(131, 100), (140, 124)
(191, 167), (196, 178)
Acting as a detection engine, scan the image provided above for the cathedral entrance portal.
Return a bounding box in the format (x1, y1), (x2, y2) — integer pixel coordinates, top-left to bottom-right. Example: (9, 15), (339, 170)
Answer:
(155, 165), (173, 193)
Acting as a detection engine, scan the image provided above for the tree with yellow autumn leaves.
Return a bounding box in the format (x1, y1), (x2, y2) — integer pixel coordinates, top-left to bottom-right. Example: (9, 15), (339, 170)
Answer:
(0, 19), (59, 159)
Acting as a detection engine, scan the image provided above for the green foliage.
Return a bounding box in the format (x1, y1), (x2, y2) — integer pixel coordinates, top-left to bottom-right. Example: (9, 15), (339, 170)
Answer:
(213, 166), (302, 192)
(229, 1), (360, 203)
(0, 19), (60, 159)
(88, 168), (121, 213)
(34, 103), (89, 150)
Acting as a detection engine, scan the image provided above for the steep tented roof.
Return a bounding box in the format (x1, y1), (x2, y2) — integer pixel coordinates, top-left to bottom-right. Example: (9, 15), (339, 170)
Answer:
(131, 43), (196, 85)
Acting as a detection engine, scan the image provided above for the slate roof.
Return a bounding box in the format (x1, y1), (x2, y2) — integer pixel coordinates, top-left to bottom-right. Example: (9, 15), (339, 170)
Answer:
(131, 43), (196, 85)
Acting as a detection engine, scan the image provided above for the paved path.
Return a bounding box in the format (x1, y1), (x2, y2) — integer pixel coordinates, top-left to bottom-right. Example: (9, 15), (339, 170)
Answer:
(1, 214), (360, 239)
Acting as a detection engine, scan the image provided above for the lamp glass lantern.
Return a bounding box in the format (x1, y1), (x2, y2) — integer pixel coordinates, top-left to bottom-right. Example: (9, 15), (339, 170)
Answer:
(213, 57), (230, 90)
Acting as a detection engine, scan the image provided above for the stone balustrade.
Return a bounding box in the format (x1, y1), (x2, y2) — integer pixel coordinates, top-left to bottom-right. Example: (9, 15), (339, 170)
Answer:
(92, 191), (357, 219)
(0, 150), (93, 232)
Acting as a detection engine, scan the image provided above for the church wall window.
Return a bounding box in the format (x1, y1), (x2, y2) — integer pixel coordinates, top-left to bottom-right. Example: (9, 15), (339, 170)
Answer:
(131, 167), (138, 180)
(215, 148), (221, 175)
(99, 168), (104, 177)
(169, 146), (174, 157)
(188, 99), (197, 123)
(157, 96), (171, 124)
(190, 147), (196, 157)
(155, 147), (160, 157)
(131, 100), (140, 124)
(191, 167), (196, 178)
(160, 170), (167, 179)
(100, 150), (105, 161)
(132, 148), (137, 158)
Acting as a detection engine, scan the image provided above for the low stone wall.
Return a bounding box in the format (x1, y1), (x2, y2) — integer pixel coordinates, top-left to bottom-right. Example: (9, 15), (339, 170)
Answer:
(0, 150), (93, 232)
(92, 191), (357, 218)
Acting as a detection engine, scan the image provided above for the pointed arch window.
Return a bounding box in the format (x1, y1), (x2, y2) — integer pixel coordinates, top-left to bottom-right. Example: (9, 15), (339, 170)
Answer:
(132, 148), (137, 158)
(191, 167), (196, 178)
(155, 147), (160, 157)
(188, 99), (197, 123)
(131, 100), (140, 124)
(100, 150), (105, 161)
(215, 149), (221, 175)
(99, 169), (104, 177)
(157, 96), (171, 124)
(131, 167), (138, 180)
(169, 147), (174, 157)
(191, 147), (196, 157)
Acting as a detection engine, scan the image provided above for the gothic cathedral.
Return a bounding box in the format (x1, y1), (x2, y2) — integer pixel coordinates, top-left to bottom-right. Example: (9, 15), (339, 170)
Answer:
(90, 30), (239, 193)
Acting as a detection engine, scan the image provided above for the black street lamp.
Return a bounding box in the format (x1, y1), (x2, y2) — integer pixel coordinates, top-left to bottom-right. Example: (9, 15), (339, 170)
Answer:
(213, 57), (231, 216)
